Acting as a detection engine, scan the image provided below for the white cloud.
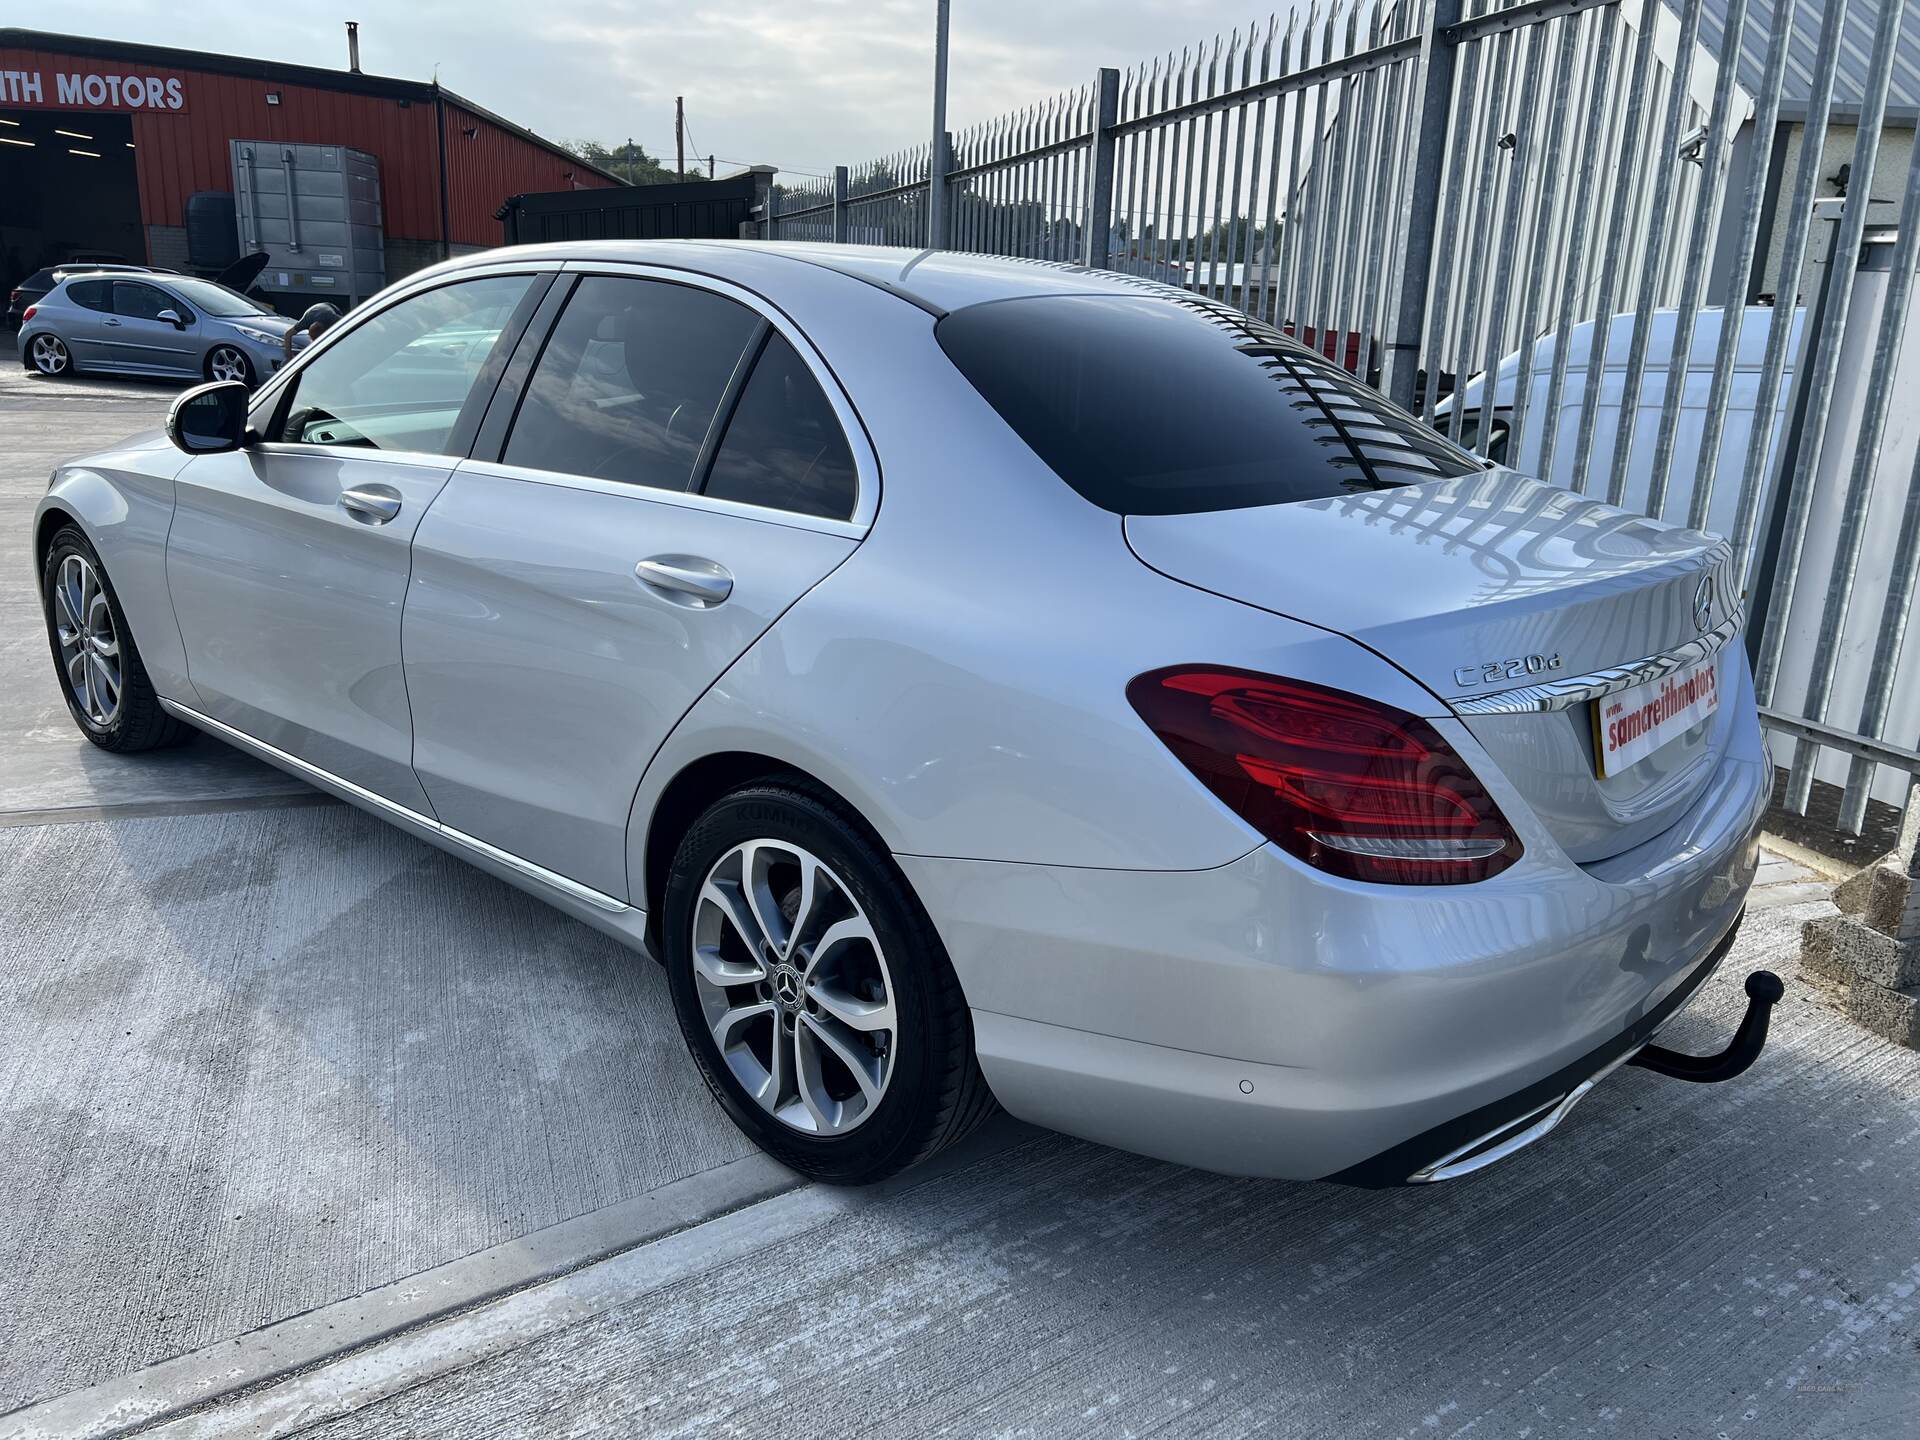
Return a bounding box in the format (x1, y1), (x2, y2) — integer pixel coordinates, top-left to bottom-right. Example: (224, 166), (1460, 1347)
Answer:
(48, 0), (1286, 177)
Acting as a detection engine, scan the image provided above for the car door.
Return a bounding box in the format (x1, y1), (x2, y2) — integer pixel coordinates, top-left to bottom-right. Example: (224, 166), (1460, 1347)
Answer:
(58, 279), (119, 368)
(166, 267), (552, 812)
(403, 268), (873, 901)
(104, 280), (199, 375)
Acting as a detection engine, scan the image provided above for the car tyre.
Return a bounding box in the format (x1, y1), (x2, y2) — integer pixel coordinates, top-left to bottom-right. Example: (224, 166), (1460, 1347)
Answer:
(42, 526), (188, 752)
(664, 782), (997, 1184)
(27, 334), (72, 377)
(205, 344), (254, 387)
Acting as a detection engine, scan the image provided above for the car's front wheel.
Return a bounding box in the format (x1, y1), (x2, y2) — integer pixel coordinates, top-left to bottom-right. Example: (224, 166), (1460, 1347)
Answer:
(27, 334), (72, 376)
(41, 526), (186, 752)
(664, 782), (996, 1184)
(205, 344), (253, 386)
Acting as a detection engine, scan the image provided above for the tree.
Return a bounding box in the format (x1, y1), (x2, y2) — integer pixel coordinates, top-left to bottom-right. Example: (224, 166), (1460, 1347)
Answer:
(563, 139), (706, 186)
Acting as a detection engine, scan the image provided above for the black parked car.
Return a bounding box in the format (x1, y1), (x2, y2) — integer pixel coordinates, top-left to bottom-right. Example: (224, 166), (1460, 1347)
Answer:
(7, 263), (155, 331)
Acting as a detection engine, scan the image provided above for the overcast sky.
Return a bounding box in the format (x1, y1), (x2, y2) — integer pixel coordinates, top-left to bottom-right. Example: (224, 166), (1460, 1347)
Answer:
(48, 0), (1265, 179)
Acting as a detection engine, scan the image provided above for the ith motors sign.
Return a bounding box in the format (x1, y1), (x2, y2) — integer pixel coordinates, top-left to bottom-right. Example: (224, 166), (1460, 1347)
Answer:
(0, 67), (188, 112)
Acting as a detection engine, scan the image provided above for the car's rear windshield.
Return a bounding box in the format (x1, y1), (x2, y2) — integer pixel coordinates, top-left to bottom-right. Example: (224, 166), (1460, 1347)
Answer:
(935, 293), (1481, 515)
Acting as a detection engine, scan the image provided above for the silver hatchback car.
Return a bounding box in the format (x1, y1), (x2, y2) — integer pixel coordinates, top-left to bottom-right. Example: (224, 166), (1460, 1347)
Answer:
(18, 271), (295, 387)
(32, 242), (1777, 1186)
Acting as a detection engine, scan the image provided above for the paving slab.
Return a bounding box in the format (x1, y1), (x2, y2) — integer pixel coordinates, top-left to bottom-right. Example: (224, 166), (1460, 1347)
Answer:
(0, 802), (756, 1413)
(0, 368), (308, 817)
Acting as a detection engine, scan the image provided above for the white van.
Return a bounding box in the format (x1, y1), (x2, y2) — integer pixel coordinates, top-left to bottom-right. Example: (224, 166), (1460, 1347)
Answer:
(1441, 291), (1920, 817)
(1438, 306), (1806, 550)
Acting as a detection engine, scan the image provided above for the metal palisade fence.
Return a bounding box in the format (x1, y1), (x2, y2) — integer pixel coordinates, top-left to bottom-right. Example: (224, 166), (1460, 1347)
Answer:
(768, 0), (1920, 842)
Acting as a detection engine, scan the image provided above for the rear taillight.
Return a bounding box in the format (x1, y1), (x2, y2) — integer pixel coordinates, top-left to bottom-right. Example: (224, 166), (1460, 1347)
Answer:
(20, 305), (35, 323)
(8, 289), (19, 305)
(1127, 667), (1522, 884)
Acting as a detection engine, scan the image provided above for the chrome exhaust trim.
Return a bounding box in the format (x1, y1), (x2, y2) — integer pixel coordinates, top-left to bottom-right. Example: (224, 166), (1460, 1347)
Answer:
(1406, 1048), (1639, 1184)
(1408, 967), (1783, 1184)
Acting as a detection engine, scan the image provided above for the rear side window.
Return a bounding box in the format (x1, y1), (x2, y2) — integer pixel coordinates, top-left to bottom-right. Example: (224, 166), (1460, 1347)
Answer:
(504, 276), (760, 491)
(66, 280), (111, 312)
(936, 293), (1480, 515)
(702, 334), (858, 521)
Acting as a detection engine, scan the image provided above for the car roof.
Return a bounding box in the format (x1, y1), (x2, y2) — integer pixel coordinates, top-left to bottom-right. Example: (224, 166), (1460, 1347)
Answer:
(56, 268), (163, 285)
(736, 242), (1194, 314)
(445, 239), (1192, 317)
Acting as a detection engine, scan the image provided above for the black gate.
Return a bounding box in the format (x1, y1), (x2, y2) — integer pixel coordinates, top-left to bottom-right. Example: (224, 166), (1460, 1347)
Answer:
(497, 172), (763, 245)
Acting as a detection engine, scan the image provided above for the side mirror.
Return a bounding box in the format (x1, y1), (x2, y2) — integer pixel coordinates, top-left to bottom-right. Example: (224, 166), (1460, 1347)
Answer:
(156, 308), (186, 329)
(166, 381), (251, 455)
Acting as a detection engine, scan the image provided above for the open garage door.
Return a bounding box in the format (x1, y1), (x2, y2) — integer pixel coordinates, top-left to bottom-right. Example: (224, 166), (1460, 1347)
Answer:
(0, 109), (142, 301)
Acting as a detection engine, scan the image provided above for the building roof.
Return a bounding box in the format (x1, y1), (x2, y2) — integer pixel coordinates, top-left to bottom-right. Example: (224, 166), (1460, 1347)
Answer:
(1698, 0), (1920, 120)
(0, 28), (626, 183)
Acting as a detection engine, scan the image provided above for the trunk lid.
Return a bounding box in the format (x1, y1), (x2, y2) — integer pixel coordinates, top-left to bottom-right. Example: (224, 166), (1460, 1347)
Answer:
(1125, 469), (1741, 864)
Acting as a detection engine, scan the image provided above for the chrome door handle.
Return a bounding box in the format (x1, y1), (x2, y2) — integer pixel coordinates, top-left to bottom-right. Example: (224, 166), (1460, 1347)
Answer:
(635, 555), (733, 607)
(339, 484), (402, 524)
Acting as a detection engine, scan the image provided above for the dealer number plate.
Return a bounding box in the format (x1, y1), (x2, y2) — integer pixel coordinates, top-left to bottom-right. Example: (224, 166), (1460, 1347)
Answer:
(1593, 657), (1720, 777)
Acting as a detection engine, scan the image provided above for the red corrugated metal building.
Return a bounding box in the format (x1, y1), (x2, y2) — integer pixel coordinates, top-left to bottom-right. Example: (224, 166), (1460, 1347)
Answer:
(0, 27), (621, 303)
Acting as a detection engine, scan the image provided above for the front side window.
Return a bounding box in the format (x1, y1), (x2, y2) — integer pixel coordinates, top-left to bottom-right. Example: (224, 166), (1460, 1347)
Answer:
(502, 276), (760, 491)
(703, 333), (858, 521)
(274, 274), (534, 456)
(936, 293), (1481, 515)
(113, 282), (179, 322)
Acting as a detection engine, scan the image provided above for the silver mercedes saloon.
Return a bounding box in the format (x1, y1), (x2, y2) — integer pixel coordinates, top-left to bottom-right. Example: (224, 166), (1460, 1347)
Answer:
(32, 242), (1775, 1186)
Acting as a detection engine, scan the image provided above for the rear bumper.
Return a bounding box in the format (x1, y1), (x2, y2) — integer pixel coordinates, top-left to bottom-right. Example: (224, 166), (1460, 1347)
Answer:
(898, 692), (1769, 1182)
(962, 910), (1738, 1185)
(1328, 912), (1741, 1185)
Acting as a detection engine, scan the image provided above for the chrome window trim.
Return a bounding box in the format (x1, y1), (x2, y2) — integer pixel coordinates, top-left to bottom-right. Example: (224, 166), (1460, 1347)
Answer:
(158, 699), (631, 914)
(554, 259), (881, 531)
(242, 255), (881, 531)
(245, 441), (472, 472)
(1447, 615), (1742, 716)
(454, 457), (868, 543)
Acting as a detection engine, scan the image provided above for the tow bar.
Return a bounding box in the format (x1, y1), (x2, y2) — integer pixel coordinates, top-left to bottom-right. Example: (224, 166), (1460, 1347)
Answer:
(1629, 970), (1784, 1083)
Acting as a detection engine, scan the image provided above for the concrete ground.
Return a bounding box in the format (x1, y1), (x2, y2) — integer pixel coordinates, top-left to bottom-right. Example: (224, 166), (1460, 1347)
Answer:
(0, 804), (758, 1412)
(0, 368), (756, 1414)
(1, 368), (309, 819)
(3, 368), (1917, 1438)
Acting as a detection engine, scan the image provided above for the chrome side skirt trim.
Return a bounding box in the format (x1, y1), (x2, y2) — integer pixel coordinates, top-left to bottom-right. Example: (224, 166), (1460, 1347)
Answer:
(1447, 616), (1742, 716)
(159, 699), (631, 914)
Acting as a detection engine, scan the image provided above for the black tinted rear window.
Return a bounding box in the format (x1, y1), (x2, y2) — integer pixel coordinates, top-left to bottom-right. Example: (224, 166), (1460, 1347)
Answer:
(935, 293), (1479, 515)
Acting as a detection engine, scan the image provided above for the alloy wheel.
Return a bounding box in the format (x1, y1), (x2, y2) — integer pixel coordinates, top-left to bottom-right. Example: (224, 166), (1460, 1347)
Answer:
(691, 839), (897, 1136)
(52, 553), (122, 726)
(30, 335), (69, 375)
(207, 346), (249, 384)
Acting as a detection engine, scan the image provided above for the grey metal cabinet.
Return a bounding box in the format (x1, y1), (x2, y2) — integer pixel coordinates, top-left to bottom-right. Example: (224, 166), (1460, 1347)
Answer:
(230, 140), (387, 308)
